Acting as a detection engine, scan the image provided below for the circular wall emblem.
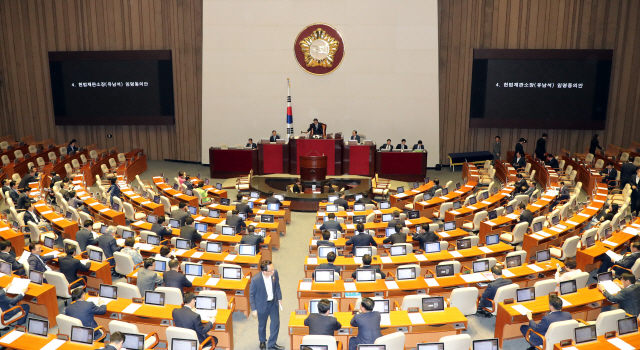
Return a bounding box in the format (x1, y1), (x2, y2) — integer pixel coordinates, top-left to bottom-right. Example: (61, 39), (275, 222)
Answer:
(294, 23), (345, 76)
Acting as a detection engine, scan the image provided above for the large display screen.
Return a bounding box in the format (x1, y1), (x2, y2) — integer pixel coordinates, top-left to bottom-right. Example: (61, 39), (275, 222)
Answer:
(49, 50), (175, 125)
(469, 49), (612, 129)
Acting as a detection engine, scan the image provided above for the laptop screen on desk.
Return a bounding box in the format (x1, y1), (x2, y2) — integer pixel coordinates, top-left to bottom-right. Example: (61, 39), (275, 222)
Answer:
(268, 203), (280, 211)
(373, 300), (390, 313)
(469, 197), (477, 205)
(436, 264), (454, 277)
(220, 198), (230, 205)
(184, 263), (203, 276)
(238, 244), (256, 256)
(353, 203), (365, 211)
(453, 201), (461, 210)
(396, 267), (416, 280)
(422, 296), (445, 312)
(172, 338), (198, 350)
(261, 214), (274, 223)
(424, 242), (440, 253)
(456, 239), (471, 250)
(303, 346), (329, 350)
(309, 300), (333, 314)
(353, 215), (366, 224)
(206, 242), (222, 254)
(100, 284), (117, 299)
(122, 333), (145, 350)
(532, 222), (542, 233)
(147, 214), (158, 223)
(516, 287), (535, 302)
(154, 260), (167, 272)
(355, 269), (376, 282)
(385, 227), (395, 237)
(597, 271), (613, 283)
(147, 235), (160, 246)
(145, 291), (165, 306)
(250, 191), (260, 199)
(354, 246), (373, 257)
(354, 194), (363, 201)
(27, 319), (48, 337)
(318, 246), (336, 259)
(487, 210), (497, 220)
(443, 221), (455, 231)
(472, 260), (489, 273)
(122, 230), (135, 239)
(222, 226), (235, 236)
(175, 238), (190, 249)
(618, 317), (638, 335)
(574, 325), (597, 344)
(559, 280), (577, 295)
(327, 195), (338, 203)
(195, 222), (208, 233)
(381, 214), (392, 222)
(408, 210), (419, 219)
(357, 346), (385, 350)
(187, 205), (197, 215)
(209, 210), (220, 218)
(169, 219), (180, 228)
(70, 326), (94, 345)
(43, 236), (55, 249)
(195, 296), (216, 310)
(390, 245), (406, 256)
(505, 205), (514, 214)
(0, 261), (12, 275)
(222, 266), (242, 280)
(472, 339), (498, 350)
(314, 269), (335, 283)
(29, 270), (44, 285)
(536, 249), (550, 262)
(506, 255), (522, 268)
(89, 250), (103, 262)
(417, 344), (444, 350)
(486, 234), (499, 246)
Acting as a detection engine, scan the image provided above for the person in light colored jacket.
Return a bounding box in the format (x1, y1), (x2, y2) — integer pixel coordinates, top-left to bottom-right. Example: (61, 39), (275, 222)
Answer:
(554, 257), (582, 293)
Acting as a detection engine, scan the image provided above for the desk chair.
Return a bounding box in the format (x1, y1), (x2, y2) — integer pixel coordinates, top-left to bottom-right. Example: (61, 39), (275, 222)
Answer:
(549, 236), (579, 260)
(1, 155), (9, 167)
(482, 284), (518, 316)
(123, 202), (146, 222)
(449, 287), (479, 315)
(114, 252), (141, 277)
(27, 222), (55, 244)
(500, 222), (528, 246)
(433, 202), (453, 222)
(365, 213), (375, 223)
(63, 239), (82, 256)
(578, 228), (598, 249)
(108, 320), (159, 349)
(45, 271), (85, 306)
(462, 210), (487, 234)
(615, 259), (640, 279)
(445, 181), (454, 193)
(87, 246), (112, 264)
(161, 196), (177, 215)
(525, 319), (579, 350)
(533, 279), (557, 297)
(0, 305), (27, 335)
(583, 309), (626, 336)
(116, 282), (142, 299)
(439, 334), (471, 349)
(479, 168), (495, 186)
(55, 315), (106, 341)
(199, 291), (236, 311)
(374, 332), (405, 348)
(112, 197), (124, 213)
(140, 230), (156, 243)
(400, 295), (439, 311)
(166, 326), (214, 350)
(405, 193), (423, 210)
(529, 216), (546, 232)
(155, 287), (183, 306)
(301, 335), (341, 350)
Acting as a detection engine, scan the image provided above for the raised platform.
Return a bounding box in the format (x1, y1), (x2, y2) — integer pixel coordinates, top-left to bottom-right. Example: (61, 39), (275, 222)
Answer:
(250, 175), (371, 212)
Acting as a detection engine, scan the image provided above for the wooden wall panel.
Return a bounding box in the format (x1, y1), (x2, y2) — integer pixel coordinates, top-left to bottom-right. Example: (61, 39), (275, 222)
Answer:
(0, 0), (202, 162)
(439, 0), (640, 164)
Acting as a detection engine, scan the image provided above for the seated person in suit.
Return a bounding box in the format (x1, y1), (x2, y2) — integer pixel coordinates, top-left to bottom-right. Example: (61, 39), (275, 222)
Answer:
(1, 179), (11, 196)
(545, 154), (560, 171)
(104, 332), (125, 350)
(518, 203), (534, 226)
(163, 259), (192, 294)
(549, 181), (570, 211)
(396, 139), (409, 150)
(183, 176), (194, 191)
(97, 226), (122, 268)
(520, 294), (572, 350)
(412, 140), (425, 150)
(171, 202), (190, 227)
(598, 272), (640, 317)
(137, 258), (163, 296)
(68, 190), (87, 212)
(512, 173), (528, 191)
(269, 130), (279, 142)
(265, 191), (282, 205)
(601, 162), (618, 184)
(23, 202), (51, 232)
(355, 191), (374, 205)
(345, 224), (377, 254)
(173, 292), (217, 346)
(18, 167), (38, 193)
(427, 179), (442, 197)
(121, 237), (143, 265)
(59, 245), (91, 289)
(304, 299), (342, 336)
(334, 191), (349, 210)
(0, 240), (25, 276)
(351, 254), (385, 279)
(477, 265), (512, 317)
(349, 297), (382, 350)
(412, 224), (439, 250)
(292, 180), (301, 193)
(67, 139), (79, 154)
(246, 138), (257, 149)
(379, 139), (393, 151)
(226, 209), (247, 234)
(383, 224), (406, 244)
(155, 245), (175, 262)
(319, 213), (341, 231)
(240, 225), (264, 252)
(513, 151), (526, 171)
(150, 216), (173, 244)
(26, 243), (54, 274)
(180, 217), (200, 248)
(66, 288), (107, 339)
(235, 195), (252, 215)
(307, 118), (326, 136)
(194, 182), (212, 205)
(350, 130), (361, 143)
(312, 251), (341, 278)
(7, 180), (19, 205)
(598, 241), (640, 277)
(387, 210), (405, 228)
(316, 230), (335, 248)
(16, 186), (36, 210)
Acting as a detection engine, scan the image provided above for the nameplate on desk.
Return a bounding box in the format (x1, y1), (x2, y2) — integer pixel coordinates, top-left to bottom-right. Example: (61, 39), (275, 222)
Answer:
(338, 329), (350, 335)
(332, 293), (341, 298)
(344, 278), (354, 282)
(396, 327), (409, 333)
(302, 278), (312, 282)
(235, 290), (244, 296)
(160, 320), (172, 326)
(407, 307), (419, 313)
(295, 309), (307, 315)
(604, 331), (617, 339)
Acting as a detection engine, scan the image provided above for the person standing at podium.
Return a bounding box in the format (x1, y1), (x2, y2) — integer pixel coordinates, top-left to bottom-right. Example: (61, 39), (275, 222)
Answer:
(269, 130), (279, 142)
(306, 118), (326, 137)
(396, 139), (409, 150)
(350, 130), (361, 143)
(380, 139), (393, 151)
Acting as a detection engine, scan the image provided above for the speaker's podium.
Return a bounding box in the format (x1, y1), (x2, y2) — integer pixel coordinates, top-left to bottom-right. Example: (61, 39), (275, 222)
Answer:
(299, 154), (328, 193)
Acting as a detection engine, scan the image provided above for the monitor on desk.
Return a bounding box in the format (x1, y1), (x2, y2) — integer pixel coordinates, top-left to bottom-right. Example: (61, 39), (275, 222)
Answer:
(221, 226), (236, 236)
(147, 234), (160, 246)
(532, 222), (543, 233)
(112, 203), (120, 212)
(70, 325), (94, 345)
(222, 266), (242, 280)
(171, 338), (198, 350)
(443, 221), (456, 231)
(353, 203), (365, 212)
(456, 238), (471, 250)
(585, 234), (596, 247)
(209, 210), (220, 218)
(100, 284), (118, 299)
(261, 214), (274, 223)
(220, 198), (230, 205)
(373, 300), (390, 314)
(122, 333), (145, 350)
(424, 242), (441, 253)
(326, 204), (338, 213)
(175, 238), (190, 250)
(422, 296), (445, 312)
(423, 193), (432, 201)
(43, 235), (55, 249)
(469, 196), (477, 205)
(206, 242), (222, 254)
(516, 287), (535, 302)
(29, 270), (44, 285)
(407, 210), (419, 219)
(195, 222), (208, 233)
(354, 246), (373, 257)
(195, 296), (216, 311)
(185, 189), (193, 197)
(184, 263), (203, 277)
(381, 214), (392, 222)
(318, 246), (337, 259)
(169, 219), (180, 228)
(187, 205), (197, 215)
(536, 249), (551, 262)
(267, 203), (280, 211)
(327, 195), (338, 203)
(506, 255), (522, 268)
(436, 264), (455, 277)
(574, 325), (597, 344)
(505, 205), (514, 214)
(390, 245), (406, 256)
(551, 215), (560, 226)
(89, 249), (103, 262)
(204, 179), (210, 186)
(396, 186), (404, 194)
(100, 225), (108, 234)
(597, 271), (613, 283)
(154, 260), (167, 272)
(173, 183), (179, 190)
(354, 194), (363, 201)
(145, 291), (165, 306)
(247, 201), (254, 209)
(472, 339), (498, 350)
(396, 266), (416, 280)
(122, 230), (135, 239)
(413, 182), (420, 189)
(453, 201), (461, 210)
(379, 201), (390, 209)
(604, 227), (613, 239)
(357, 346), (385, 350)
(216, 183), (222, 190)
(327, 230), (338, 240)
(442, 188), (449, 195)
(153, 195), (161, 204)
(27, 319), (48, 337)
(417, 343), (444, 350)
(314, 269), (335, 283)
(353, 215), (366, 224)
(482, 191), (489, 200)
(472, 260), (489, 273)
(250, 191), (260, 199)
(486, 234), (499, 246)
(618, 317), (639, 335)
(559, 279), (577, 295)
(147, 214), (158, 223)
(355, 269), (376, 282)
(238, 244), (256, 256)
(65, 210), (73, 219)
(385, 227), (395, 237)
(0, 261), (10, 276)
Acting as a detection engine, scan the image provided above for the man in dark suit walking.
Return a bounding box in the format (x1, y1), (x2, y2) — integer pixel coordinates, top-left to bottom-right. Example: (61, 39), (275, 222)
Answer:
(240, 225), (264, 252)
(349, 297), (382, 350)
(304, 299), (342, 335)
(65, 288), (107, 339)
(75, 220), (98, 252)
(477, 266), (512, 317)
(150, 216), (173, 244)
(515, 138), (526, 156)
(313, 252), (341, 278)
(173, 292), (217, 346)
(620, 160), (636, 189)
(352, 254), (385, 279)
(59, 245), (92, 288)
(163, 259), (192, 294)
(535, 133), (547, 160)
(249, 260), (284, 350)
(180, 217), (200, 248)
(226, 209), (247, 233)
(319, 213), (341, 231)
(599, 272), (640, 316)
(345, 228), (377, 254)
(520, 295), (572, 350)
(598, 241), (640, 277)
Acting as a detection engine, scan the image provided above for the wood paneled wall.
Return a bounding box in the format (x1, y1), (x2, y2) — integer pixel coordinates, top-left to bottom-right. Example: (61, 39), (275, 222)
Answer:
(0, 0), (203, 162)
(438, 0), (640, 164)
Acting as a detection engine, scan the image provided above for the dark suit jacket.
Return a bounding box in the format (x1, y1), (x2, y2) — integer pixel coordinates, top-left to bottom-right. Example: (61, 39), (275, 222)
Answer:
(17, 193), (33, 210)
(515, 143), (524, 156)
(269, 135), (279, 142)
(535, 138), (546, 159)
(180, 226), (200, 248)
(351, 264), (385, 279)
(319, 220), (341, 231)
(67, 145), (79, 154)
(304, 313), (342, 336)
(50, 176), (61, 189)
(412, 232), (439, 249)
(479, 277), (512, 308)
(292, 183), (301, 193)
(396, 144), (408, 150)
(18, 174), (37, 191)
(513, 157), (525, 170)
(265, 196), (282, 205)
(246, 143), (257, 149)
(75, 228), (97, 252)
(546, 157), (560, 171)
(0, 289), (25, 320)
(383, 232), (407, 244)
(345, 234), (377, 254)
(379, 144), (393, 151)
(172, 306), (214, 344)
(427, 185), (442, 197)
(603, 283), (640, 316)
(97, 234), (121, 259)
(316, 240), (335, 247)
(387, 218), (405, 228)
(350, 135), (361, 143)
(65, 300), (107, 329)
(0, 251), (22, 271)
(107, 184), (121, 199)
(589, 139), (602, 154)
(621, 163), (636, 187)
(150, 223), (173, 242)
(23, 211), (40, 226)
(163, 270), (193, 293)
(1, 186), (10, 197)
(526, 311), (572, 346)
(412, 144), (425, 150)
(356, 197), (374, 205)
(235, 203), (251, 215)
(59, 255), (91, 283)
(240, 234), (264, 251)
(171, 209), (190, 227)
(249, 270), (282, 314)
(614, 252), (640, 270)
(334, 198), (348, 210)
(519, 209), (534, 226)
(558, 185), (570, 199)
(601, 168), (618, 183)
(226, 215), (246, 233)
(8, 189), (19, 203)
(314, 263), (341, 276)
(27, 254), (54, 273)
(307, 123), (325, 135)
(350, 312), (382, 346)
